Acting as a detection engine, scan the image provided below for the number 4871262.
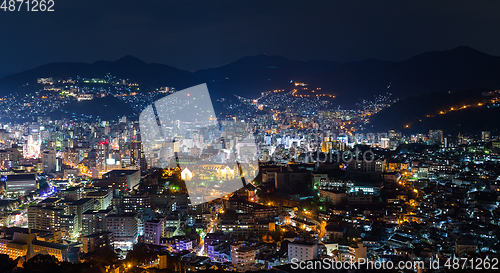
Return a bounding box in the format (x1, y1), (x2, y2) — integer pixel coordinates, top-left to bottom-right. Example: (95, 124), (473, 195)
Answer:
(1, 0), (55, 12)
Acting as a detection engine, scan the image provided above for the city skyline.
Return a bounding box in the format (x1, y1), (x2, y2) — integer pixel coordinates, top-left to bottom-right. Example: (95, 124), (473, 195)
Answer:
(1, 1), (500, 272)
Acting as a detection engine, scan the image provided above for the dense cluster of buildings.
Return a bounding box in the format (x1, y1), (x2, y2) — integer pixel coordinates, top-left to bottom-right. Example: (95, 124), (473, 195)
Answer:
(0, 75), (499, 271)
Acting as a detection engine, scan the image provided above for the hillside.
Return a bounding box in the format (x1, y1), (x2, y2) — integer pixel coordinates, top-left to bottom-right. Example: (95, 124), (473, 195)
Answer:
(194, 54), (339, 99)
(368, 88), (500, 135)
(307, 46), (500, 105)
(0, 56), (202, 96)
(2, 46), (500, 107)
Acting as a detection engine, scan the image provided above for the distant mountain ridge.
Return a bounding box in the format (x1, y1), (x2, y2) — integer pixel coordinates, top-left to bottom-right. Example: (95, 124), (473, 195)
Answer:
(306, 46), (500, 105)
(0, 56), (202, 96)
(194, 54), (339, 99)
(368, 88), (500, 135)
(2, 46), (500, 105)
(194, 55), (339, 98)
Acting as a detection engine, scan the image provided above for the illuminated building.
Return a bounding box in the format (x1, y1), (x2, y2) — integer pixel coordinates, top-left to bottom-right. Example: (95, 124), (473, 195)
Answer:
(207, 243), (231, 263)
(0, 148), (22, 167)
(291, 217), (317, 232)
(60, 214), (77, 238)
(86, 190), (113, 210)
(82, 209), (112, 236)
(428, 130), (443, 146)
(37, 77), (53, 84)
(319, 190), (347, 206)
(482, 131), (491, 142)
(347, 192), (374, 205)
(226, 197), (278, 219)
(23, 135), (41, 159)
(348, 243), (367, 263)
(105, 156), (122, 171)
(77, 93), (93, 101)
(417, 166), (429, 179)
(346, 158), (386, 172)
(181, 167), (193, 180)
(348, 181), (383, 194)
(383, 172), (401, 183)
(287, 241), (318, 263)
(42, 150), (57, 173)
(218, 220), (271, 237)
(380, 137), (390, 149)
(81, 231), (113, 253)
(113, 196), (150, 214)
(105, 213), (138, 249)
(63, 169), (78, 180)
(28, 206), (63, 231)
(64, 198), (94, 233)
(322, 140), (333, 153)
(387, 161), (408, 172)
(95, 170), (141, 191)
(312, 173), (328, 190)
(0, 231), (69, 261)
(5, 173), (37, 192)
(61, 186), (84, 200)
(130, 140), (143, 166)
(96, 141), (109, 173)
(236, 135), (259, 161)
(144, 219), (162, 245)
(231, 244), (256, 272)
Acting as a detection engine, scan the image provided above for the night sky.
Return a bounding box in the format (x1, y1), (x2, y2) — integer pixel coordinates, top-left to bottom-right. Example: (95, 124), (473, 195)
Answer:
(1, 0), (500, 76)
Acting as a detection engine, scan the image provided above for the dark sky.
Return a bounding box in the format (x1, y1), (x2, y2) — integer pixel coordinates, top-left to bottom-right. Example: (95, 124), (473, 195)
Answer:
(1, 0), (500, 75)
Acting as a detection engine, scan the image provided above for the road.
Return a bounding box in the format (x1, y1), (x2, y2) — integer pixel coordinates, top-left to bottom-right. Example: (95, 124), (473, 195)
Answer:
(197, 218), (216, 256)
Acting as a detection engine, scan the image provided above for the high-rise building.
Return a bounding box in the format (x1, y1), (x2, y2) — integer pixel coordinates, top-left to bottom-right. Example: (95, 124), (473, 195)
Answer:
(130, 140), (142, 166)
(112, 195), (150, 214)
(231, 244), (256, 272)
(144, 219), (163, 245)
(86, 190), (113, 210)
(82, 231), (113, 253)
(82, 209), (112, 236)
(105, 213), (138, 249)
(428, 130), (444, 146)
(28, 206), (64, 231)
(60, 214), (77, 238)
(42, 150), (57, 173)
(64, 198), (94, 233)
(61, 186), (84, 200)
(288, 241), (318, 263)
(380, 137), (390, 149)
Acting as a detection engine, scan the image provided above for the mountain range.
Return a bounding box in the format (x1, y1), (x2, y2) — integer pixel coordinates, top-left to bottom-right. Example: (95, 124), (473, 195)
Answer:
(2, 46), (500, 104)
(305, 46), (500, 105)
(2, 46), (500, 132)
(0, 56), (202, 96)
(367, 88), (500, 135)
(195, 55), (339, 99)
